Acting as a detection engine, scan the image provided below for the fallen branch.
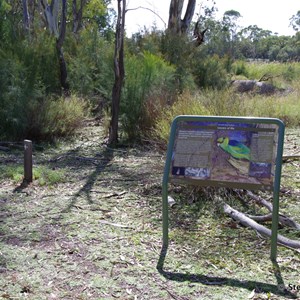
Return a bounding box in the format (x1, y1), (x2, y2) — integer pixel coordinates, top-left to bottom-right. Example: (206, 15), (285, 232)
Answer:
(258, 73), (281, 82)
(246, 191), (273, 212)
(245, 190), (300, 230)
(224, 203), (300, 249)
(246, 213), (300, 230)
(282, 155), (300, 162)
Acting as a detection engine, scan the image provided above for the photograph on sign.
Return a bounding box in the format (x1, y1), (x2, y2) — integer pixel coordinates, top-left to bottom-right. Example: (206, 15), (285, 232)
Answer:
(170, 121), (279, 190)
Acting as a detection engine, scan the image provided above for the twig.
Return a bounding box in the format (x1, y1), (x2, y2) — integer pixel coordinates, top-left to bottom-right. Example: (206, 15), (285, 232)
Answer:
(282, 155), (300, 162)
(125, 6), (166, 28)
(99, 220), (133, 229)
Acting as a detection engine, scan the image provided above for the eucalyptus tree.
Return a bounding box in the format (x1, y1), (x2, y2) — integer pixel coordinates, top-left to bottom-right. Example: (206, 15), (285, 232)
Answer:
(290, 10), (300, 32)
(239, 25), (272, 59)
(168, 0), (196, 34)
(221, 10), (241, 58)
(108, 0), (125, 145)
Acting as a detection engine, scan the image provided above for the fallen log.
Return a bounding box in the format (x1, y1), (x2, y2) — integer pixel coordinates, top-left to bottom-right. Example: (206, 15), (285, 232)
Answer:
(224, 203), (300, 249)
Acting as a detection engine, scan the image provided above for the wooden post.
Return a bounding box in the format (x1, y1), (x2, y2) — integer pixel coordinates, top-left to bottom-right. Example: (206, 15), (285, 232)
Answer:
(24, 140), (33, 183)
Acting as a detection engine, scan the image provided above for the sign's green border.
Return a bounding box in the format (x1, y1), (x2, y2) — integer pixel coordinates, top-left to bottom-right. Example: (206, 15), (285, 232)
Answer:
(162, 115), (285, 261)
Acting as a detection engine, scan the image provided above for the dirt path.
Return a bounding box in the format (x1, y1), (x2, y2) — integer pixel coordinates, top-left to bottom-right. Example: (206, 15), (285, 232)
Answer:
(0, 122), (299, 299)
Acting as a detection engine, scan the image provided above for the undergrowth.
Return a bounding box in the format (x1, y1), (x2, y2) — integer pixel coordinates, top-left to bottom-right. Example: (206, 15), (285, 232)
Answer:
(0, 164), (66, 186)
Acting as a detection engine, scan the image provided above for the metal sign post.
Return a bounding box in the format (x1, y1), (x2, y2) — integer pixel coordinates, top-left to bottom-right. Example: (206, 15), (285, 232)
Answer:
(162, 115), (285, 261)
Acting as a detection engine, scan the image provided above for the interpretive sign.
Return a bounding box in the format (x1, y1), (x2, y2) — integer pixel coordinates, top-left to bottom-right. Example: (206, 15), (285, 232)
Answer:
(162, 116), (285, 261)
(170, 120), (279, 190)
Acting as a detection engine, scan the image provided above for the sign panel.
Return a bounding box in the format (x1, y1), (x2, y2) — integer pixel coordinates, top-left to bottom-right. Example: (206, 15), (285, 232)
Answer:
(170, 120), (280, 190)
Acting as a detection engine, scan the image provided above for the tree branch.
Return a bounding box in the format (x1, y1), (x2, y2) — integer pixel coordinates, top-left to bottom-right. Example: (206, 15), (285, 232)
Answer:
(246, 213), (300, 230)
(125, 6), (166, 29)
(245, 190), (300, 230)
(246, 191), (273, 212)
(224, 203), (300, 250)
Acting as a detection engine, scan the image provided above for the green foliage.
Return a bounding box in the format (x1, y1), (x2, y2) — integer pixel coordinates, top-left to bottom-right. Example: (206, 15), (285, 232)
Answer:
(0, 164), (66, 185)
(161, 33), (197, 92)
(35, 95), (88, 140)
(154, 92), (210, 144)
(67, 29), (114, 100)
(243, 61), (300, 84)
(242, 90), (300, 127)
(0, 28), (89, 141)
(0, 83), (88, 141)
(121, 51), (176, 141)
(197, 89), (248, 116)
(192, 55), (230, 89)
(232, 60), (249, 77)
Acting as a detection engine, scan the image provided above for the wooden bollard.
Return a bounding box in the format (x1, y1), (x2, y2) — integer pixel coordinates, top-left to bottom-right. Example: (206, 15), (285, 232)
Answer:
(24, 140), (33, 183)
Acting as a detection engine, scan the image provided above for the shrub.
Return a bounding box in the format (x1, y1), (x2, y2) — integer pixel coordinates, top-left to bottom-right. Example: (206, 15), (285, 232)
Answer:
(120, 51), (176, 141)
(27, 95), (89, 140)
(232, 60), (248, 77)
(192, 55), (230, 90)
(197, 89), (248, 116)
(67, 29), (114, 100)
(242, 91), (300, 127)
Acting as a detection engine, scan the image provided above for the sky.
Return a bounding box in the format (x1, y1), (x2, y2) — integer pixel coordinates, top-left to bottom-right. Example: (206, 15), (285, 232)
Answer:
(111, 0), (298, 36)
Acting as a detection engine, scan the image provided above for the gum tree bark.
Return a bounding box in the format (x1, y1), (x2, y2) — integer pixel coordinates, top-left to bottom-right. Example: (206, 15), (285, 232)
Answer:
(168, 0), (196, 34)
(108, 0), (126, 145)
(22, 0), (30, 33)
(56, 0), (68, 92)
(41, 0), (69, 92)
(72, 0), (86, 33)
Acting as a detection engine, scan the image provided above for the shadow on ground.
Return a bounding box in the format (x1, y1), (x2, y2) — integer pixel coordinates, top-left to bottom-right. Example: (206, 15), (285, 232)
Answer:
(157, 246), (297, 299)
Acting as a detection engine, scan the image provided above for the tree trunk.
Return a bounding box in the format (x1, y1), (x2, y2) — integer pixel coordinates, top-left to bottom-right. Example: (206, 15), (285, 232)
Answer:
(72, 0), (85, 33)
(56, 46), (69, 92)
(168, 0), (196, 34)
(181, 0), (196, 33)
(56, 0), (69, 92)
(41, 0), (69, 93)
(22, 0), (30, 33)
(108, 0), (126, 145)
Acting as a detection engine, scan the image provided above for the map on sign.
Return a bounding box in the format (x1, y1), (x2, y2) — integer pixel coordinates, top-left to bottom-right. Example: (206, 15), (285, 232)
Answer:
(170, 121), (279, 190)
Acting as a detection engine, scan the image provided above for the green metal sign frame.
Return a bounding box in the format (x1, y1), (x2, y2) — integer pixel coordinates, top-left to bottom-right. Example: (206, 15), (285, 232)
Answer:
(162, 115), (285, 261)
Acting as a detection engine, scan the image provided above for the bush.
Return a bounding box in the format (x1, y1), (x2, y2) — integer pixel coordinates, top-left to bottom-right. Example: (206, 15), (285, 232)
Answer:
(27, 95), (89, 140)
(0, 87), (88, 141)
(67, 29), (114, 100)
(161, 33), (197, 93)
(120, 51), (176, 141)
(197, 89), (248, 116)
(192, 55), (230, 90)
(232, 60), (248, 77)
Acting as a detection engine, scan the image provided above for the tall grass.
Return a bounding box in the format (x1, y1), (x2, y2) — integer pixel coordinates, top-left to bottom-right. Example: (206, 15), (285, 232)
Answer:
(242, 89), (300, 127)
(153, 82), (300, 145)
(121, 51), (176, 141)
(154, 92), (210, 144)
(243, 61), (300, 86)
